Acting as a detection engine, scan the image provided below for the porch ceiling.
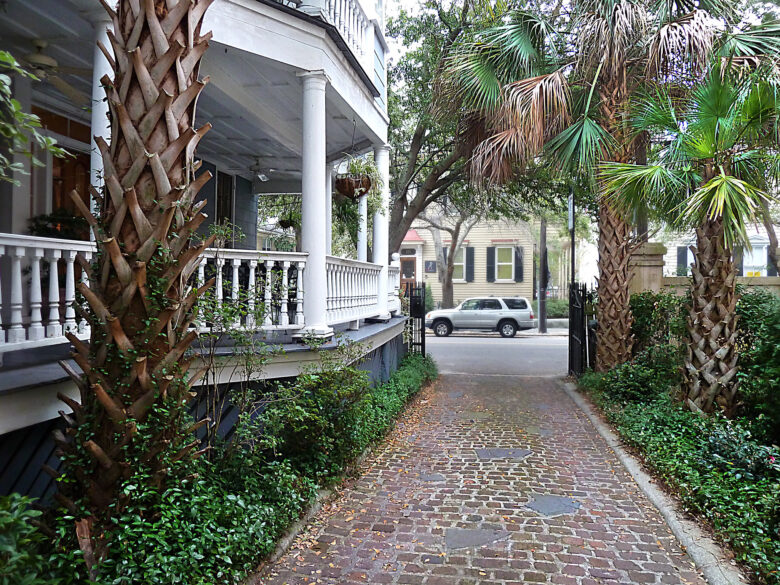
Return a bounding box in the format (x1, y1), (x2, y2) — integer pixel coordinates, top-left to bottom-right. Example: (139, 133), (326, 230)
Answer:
(0, 0), (380, 187)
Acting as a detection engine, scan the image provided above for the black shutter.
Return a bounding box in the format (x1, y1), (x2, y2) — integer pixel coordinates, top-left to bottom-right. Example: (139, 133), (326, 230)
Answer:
(768, 247), (778, 276)
(514, 246), (524, 282)
(734, 246), (744, 276)
(443, 247), (448, 263)
(465, 247), (474, 282)
(486, 246), (496, 282)
(676, 246), (687, 276)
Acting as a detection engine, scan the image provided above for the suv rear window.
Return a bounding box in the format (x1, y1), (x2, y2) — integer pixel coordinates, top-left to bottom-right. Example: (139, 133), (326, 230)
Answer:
(503, 298), (527, 309)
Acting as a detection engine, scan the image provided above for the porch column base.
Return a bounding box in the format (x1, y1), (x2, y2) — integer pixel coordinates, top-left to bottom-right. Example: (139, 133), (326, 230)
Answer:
(294, 325), (334, 340)
(365, 314), (391, 324)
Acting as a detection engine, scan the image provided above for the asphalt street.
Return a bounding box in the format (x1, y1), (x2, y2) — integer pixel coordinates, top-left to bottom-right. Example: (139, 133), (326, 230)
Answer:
(425, 332), (569, 377)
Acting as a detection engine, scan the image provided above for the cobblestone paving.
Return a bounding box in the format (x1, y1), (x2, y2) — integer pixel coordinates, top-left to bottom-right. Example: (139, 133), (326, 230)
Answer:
(257, 375), (705, 585)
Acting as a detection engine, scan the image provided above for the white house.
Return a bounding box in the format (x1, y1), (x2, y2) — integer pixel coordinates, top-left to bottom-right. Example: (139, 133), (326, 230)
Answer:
(659, 225), (778, 277)
(0, 0), (405, 495)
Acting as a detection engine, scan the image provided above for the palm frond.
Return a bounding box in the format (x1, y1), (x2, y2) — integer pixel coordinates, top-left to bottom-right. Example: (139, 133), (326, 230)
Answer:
(599, 162), (689, 219)
(497, 69), (571, 153)
(545, 115), (616, 173)
(630, 88), (680, 134)
(647, 10), (719, 78)
(718, 21), (780, 59)
(469, 126), (527, 186)
(577, 0), (648, 76)
(681, 170), (772, 248)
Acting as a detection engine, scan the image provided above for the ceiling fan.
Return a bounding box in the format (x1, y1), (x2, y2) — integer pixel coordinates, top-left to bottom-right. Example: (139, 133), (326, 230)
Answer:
(22, 40), (91, 107)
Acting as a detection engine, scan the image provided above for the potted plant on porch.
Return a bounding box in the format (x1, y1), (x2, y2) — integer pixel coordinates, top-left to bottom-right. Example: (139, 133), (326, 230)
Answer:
(335, 155), (383, 201)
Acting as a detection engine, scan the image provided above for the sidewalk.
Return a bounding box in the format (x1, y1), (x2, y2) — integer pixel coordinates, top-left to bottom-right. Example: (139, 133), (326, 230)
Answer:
(256, 374), (705, 585)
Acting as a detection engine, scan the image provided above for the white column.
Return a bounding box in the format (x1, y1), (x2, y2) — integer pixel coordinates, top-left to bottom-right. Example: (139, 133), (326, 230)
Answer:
(326, 164), (333, 256)
(89, 12), (113, 219)
(373, 143), (391, 319)
(357, 194), (368, 261)
(297, 71), (333, 338)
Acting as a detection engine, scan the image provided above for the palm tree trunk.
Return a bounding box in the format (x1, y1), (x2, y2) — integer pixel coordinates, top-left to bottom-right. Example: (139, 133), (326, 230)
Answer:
(684, 219), (740, 414)
(53, 0), (215, 555)
(595, 200), (634, 370)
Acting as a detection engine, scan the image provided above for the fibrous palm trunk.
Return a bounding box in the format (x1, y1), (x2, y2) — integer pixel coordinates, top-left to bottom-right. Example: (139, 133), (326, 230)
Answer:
(52, 0), (215, 560)
(595, 200), (634, 370)
(683, 219), (740, 414)
(595, 82), (635, 371)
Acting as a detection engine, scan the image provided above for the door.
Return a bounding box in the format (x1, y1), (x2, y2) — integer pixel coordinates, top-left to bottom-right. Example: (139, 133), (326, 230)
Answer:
(453, 299), (481, 328)
(400, 256), (416, 294)
(477, 298), (503, 327)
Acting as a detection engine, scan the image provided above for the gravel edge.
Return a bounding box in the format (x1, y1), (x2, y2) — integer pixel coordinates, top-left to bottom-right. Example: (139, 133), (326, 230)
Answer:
(561, 381), (748, 585)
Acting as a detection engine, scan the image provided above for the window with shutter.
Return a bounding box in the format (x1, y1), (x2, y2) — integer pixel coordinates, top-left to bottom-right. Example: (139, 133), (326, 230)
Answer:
(486, 247), (496, 282)
(465, 247), (475, 282)
(495, 246), (514, 281)
(452, 248), (465, 280)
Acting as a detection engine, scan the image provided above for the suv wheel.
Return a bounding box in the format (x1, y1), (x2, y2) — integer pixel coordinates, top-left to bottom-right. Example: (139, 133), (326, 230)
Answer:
(499, 320), (517, 338)
(433, 320), (452, 337)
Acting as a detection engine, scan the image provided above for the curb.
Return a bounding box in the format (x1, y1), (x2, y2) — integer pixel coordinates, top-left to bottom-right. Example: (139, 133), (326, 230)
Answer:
(560, 381), (748, 585)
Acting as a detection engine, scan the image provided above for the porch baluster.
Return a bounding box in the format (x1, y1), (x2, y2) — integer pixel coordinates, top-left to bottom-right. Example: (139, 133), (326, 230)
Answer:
(63, 250), (77, 333)
(46, 250), (62, 338)
(215, 257), (224, 320)
(28, 248), (45, 341)
(247, 259), (257, 329)
(279, 261), (290, 327)
(295, 262), (305, 325)
(231, 258), (241, 327)
(79, 251), (92, 336)
(7, 247), (25, 343)
(264, 260), (273, 326)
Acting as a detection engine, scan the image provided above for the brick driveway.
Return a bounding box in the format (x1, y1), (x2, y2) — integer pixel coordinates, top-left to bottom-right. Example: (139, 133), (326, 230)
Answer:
(257, 374), (705, 585)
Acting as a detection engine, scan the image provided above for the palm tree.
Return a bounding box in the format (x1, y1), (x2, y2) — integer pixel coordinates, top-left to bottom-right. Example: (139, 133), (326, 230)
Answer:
(601, 63), (780, 414)
(441, 0), (759, 370)
(53, 0), (215, 564)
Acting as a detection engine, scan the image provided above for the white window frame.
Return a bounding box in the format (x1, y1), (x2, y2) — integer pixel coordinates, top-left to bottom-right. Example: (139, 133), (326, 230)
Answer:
(452, 248), (466, 283)
(744, 243), (768, 277)
(495, 245), (515, 282)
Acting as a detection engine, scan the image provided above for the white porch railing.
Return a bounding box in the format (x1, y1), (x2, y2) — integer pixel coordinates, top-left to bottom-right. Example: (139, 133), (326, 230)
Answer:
(326, 256), (381, 325)
(0, 233), (96, 351)
(325, 0), (369, 57)
(0, 234), (397, 351)
(196, 249), (308, 332)
(388, 264), (401, 313)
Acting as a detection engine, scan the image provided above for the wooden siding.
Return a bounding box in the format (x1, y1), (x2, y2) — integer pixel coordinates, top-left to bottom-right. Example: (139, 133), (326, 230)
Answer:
(411, 220), (535, 306)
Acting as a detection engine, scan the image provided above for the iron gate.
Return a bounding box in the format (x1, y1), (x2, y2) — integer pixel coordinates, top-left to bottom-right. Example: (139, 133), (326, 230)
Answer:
(405, 282), (426, 356)
(569, 282), (587, 376)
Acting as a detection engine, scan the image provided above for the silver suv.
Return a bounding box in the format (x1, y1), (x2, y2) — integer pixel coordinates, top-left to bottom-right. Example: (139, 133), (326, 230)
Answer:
(425, 297), (535, 338)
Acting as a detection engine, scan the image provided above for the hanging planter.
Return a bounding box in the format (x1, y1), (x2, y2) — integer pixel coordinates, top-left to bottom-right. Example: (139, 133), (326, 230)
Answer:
(334, 155), (382, 202)
(335, 173), (372, 201)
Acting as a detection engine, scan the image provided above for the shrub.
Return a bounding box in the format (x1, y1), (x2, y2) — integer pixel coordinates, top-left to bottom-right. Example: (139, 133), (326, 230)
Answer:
(608, 400), (780, 584)
(580, 344), (681, 404)
(0, 495), (54, 585)
(630, 291), (686, 353)
(425, 283), (434, 312)
(31, 353), (437, 585)
(544, 298), (568, 318)
(737, 291), (780, 444)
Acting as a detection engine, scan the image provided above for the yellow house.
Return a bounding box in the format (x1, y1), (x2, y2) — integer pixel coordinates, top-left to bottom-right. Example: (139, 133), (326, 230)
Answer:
(401, 220), (535, 306)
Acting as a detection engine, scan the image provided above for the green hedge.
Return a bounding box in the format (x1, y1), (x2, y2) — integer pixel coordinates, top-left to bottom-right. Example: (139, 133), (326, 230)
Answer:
(2, 353), (438, 585)
(583, 293), (780, 584)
